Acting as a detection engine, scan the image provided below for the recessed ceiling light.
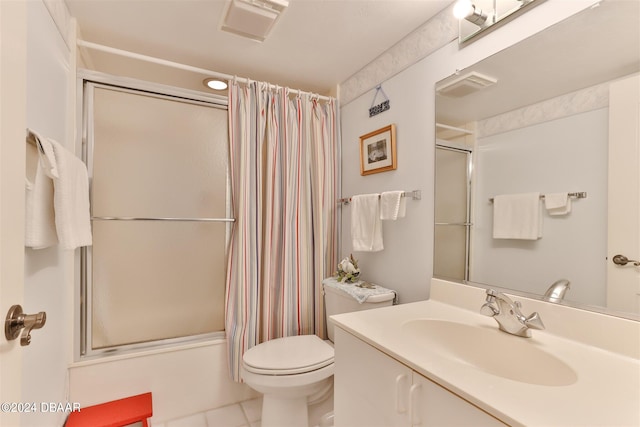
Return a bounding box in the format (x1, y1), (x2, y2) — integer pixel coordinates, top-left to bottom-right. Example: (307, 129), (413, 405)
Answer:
(204, 78), (228, 91)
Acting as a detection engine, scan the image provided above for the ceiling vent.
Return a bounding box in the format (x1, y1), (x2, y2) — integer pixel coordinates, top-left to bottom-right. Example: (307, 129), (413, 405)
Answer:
(436, 71), (497, 97)
(221, 0), (289, 42)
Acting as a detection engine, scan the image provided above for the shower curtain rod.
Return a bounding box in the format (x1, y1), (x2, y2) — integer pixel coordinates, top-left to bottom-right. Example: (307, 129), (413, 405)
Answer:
(76, 40), (334, 102)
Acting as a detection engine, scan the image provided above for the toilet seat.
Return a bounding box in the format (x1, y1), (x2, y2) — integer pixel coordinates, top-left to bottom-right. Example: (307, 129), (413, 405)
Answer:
(243, 335), (334, 375)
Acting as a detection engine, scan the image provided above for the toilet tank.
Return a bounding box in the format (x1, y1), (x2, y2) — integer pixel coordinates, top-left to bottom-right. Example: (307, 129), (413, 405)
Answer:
(324, 282), (395, 342)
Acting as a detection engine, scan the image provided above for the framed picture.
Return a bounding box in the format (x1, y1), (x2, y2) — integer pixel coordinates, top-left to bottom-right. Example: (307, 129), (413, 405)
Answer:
(359, 124), (397, 175)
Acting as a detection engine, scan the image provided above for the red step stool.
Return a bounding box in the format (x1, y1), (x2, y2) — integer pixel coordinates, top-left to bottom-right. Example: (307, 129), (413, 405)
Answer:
(64, 392), (152, 427)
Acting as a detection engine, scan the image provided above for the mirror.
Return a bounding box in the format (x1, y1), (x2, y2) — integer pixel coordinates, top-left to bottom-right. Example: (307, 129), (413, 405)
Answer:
(434, 0), (640, 319)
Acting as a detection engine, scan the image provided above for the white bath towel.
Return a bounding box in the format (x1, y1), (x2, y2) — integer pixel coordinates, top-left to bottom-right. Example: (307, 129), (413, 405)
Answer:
(33, 131), (92, 250)
(544, 192), (572, 216)
(380, 191), (407, 220)
(492, 192), (542, 240)
(351, 194), (383, 252)
(25, 134), (57, 249)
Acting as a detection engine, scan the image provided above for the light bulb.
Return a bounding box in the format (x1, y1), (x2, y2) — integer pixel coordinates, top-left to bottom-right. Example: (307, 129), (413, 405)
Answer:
(453, 0), (473, 19)
(204, 78), (228, 90)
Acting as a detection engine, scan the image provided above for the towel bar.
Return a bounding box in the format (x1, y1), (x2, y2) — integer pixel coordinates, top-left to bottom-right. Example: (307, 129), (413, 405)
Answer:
(92, 216), (235, 222)
(489, 192), (586, 203)
(339, 190), (421, 205)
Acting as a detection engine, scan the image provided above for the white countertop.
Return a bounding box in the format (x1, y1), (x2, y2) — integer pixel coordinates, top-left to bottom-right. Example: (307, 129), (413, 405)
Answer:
(331, 282), (640, 427)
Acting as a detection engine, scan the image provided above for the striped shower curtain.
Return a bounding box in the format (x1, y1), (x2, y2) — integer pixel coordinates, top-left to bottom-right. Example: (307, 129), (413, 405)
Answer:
(225, 81), (340, 381)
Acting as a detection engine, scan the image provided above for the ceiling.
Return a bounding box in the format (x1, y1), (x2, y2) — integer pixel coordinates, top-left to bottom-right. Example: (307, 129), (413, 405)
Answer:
(65, 0), (453, 96)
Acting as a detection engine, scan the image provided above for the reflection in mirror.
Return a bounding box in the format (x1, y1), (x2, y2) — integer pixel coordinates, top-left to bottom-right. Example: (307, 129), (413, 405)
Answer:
(455, 0), (545, 44)
(434, 143), (472, 281)
(434, 0), (640, 319)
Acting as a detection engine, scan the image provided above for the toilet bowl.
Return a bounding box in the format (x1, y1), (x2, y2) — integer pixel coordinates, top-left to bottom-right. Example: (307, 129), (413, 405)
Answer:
(241, 278), (396, 427)
(241, 335), (334, 427)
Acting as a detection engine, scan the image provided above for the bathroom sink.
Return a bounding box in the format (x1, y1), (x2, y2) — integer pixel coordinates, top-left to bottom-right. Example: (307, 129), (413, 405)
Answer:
(402, 319), (577, 386)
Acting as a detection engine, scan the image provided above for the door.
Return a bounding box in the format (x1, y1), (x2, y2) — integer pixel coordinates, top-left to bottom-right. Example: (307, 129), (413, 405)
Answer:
(607, 74), (640, 313)
(0, 1), (27, 426)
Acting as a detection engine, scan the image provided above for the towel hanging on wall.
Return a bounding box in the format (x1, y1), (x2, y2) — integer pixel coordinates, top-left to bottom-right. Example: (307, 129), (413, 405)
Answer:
(380, 191), (406, 220)
(492, 192), (542, 240)
(351, 194), (383, 252)
(25, 132), (57, 249)
(26, 129), (92, 250)
(544, 192), (572, 216)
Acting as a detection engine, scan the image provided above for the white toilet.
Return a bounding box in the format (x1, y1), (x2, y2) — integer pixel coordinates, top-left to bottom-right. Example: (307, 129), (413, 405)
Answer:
(241, 279), (396, 427)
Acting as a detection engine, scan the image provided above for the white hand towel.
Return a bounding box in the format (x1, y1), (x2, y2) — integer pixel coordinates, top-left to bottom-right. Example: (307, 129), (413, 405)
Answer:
(544, 192), (572, 216)
(25, 136), (57, 249)
(493, 192), (542, 240)
(351, 194), (383, 252)
(34, 131), (93, 250)
(380, 191), (407, 220)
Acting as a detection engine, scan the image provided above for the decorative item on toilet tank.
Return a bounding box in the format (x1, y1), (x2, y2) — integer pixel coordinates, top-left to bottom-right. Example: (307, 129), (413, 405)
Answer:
(336, 254), (360, 283)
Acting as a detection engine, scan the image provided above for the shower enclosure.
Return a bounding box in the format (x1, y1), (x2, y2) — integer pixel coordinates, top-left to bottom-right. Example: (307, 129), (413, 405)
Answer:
(434, 143), (473, 281)
(79, 71), (231, 357)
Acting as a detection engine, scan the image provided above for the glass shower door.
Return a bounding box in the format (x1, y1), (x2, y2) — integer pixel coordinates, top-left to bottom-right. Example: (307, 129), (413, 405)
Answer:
(434, 145), (472, 281)
(83, 80), (230, 354)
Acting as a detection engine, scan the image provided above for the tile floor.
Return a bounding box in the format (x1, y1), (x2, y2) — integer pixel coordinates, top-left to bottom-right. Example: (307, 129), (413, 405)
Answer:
(155, 397), (263, 427)
(155, 391), (333, 427)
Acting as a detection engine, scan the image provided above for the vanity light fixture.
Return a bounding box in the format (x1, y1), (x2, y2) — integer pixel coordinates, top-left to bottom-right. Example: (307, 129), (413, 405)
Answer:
(454, 0), (544, 44)
(204, 78), (228, 91)
(453, 0), (489, 26)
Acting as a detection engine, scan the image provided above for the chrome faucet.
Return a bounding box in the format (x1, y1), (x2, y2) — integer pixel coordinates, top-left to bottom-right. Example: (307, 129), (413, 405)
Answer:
(480, 289), (544, 338)
(543, 279), (570, 303)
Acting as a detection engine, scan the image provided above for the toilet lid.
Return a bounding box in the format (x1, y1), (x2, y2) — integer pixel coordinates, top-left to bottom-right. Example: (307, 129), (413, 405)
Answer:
(243, 335), (334, 375)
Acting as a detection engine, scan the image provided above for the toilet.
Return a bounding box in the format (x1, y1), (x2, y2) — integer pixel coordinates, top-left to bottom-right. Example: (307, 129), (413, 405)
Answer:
(241, 278), (396, 427)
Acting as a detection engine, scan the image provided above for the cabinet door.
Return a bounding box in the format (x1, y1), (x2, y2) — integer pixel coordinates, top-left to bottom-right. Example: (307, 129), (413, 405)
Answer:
(334, 327), (412, 427)
(411, 373), (507, 427)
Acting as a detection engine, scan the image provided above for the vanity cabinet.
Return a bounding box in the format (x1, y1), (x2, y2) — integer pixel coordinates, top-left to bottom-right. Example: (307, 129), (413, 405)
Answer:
(334, 327), (507, 427)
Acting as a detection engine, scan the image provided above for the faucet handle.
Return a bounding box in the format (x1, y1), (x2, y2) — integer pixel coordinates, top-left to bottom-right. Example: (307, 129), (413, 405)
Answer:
(480, 303), (498, 317)
(524, 312), (545, 330)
